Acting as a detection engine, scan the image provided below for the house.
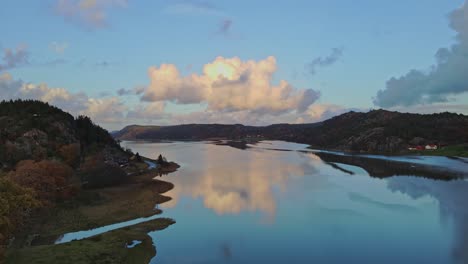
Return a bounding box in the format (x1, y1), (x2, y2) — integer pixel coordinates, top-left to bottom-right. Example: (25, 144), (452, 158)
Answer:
(425, 144), (438, 150)
(415, 145), (425, 151)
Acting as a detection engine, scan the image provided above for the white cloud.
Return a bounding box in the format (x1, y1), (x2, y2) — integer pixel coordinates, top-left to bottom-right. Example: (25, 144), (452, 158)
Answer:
(0, 45), (29, 72)
(83, 97), (127, 123)
(374, 1), (468, 107)
(0, 73), (126, 126)
(389, 103), (468, 115)
(170, 104), (357, 126)
(141, 56), (321, 115)
(126, 102), (167, 121)
(55, 0), (127, 29)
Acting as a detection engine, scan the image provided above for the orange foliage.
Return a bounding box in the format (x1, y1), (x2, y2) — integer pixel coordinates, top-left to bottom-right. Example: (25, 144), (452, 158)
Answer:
(80, 152), (104, 170)
(1, 177), (39, 257)
(58, 143), (81, 167)
(8, 160), (74, 205)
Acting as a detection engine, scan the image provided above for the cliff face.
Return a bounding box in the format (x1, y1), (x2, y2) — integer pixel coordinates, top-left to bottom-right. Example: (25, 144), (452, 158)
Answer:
(113, 109), (468, 153)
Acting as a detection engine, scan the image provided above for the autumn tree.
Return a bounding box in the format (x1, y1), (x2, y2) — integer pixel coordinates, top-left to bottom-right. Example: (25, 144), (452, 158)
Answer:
(0, 177), (39, 257)
(80, 153), (128, 189)
(58, 143), (81, 168)
(8, 160), (74, 204)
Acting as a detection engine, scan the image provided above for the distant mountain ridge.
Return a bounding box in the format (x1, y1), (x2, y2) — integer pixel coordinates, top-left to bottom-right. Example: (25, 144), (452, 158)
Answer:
(113, 110), (468, 153)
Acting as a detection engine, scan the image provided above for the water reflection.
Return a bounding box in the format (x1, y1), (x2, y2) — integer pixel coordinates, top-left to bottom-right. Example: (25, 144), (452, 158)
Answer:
(388, 177), (468, 263)
(314, 151), (468, 179)
(163, 145), (317, 216)
(121, 141), (468, 264)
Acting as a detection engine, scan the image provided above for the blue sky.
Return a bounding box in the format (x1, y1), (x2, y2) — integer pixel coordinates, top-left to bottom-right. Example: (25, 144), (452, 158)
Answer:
(1, 0), (467, 129)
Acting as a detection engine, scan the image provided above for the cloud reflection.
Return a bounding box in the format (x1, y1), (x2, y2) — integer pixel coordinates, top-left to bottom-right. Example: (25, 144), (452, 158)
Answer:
(161, 145), (318, 216)
(387, 177), (468, 262)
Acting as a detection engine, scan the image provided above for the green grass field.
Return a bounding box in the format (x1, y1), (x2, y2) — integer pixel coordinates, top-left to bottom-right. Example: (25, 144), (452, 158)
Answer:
(411, 144), (468, 157)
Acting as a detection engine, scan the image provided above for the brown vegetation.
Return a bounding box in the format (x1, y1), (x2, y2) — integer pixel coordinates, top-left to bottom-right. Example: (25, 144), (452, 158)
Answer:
(0, 178), (40, 259)
(8, 160), (75, 205)
(58, 143), (81, 168)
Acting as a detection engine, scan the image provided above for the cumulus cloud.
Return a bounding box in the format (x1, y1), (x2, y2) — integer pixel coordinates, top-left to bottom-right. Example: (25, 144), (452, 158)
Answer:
(170, 104), (357, 126)
(389, 103), (468, 115)
(303, 104), (354, 121)
(54, 0), (127, 29)
(0, 72), (173, 129)
(306, 48), (343, 75)
(1, 74), (89, 114)
(141, 56), (321, 115)
(126, 102), (167, 121)
(0, 73), (128, 126)
(374, 2), (468, 107)
(0, 45), (29, 72)
(83, 97), (126, 123)
(160, 143), (314, 216)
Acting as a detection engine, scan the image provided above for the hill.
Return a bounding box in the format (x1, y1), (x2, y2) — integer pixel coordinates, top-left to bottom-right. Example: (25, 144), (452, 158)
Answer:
(113, 109), (468, 154)
(0, 99), (123, 169)
(0, 99), (130, 258)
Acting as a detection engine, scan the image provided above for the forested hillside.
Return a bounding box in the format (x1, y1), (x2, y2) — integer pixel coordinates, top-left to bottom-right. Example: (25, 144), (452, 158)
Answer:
(114, 110), (468, 154)
(0, 100), (129, 258)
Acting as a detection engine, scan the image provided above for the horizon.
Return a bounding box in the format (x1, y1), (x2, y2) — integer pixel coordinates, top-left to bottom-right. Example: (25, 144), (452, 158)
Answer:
(1, 0), (468, 130)
(115, 108), (467, 131)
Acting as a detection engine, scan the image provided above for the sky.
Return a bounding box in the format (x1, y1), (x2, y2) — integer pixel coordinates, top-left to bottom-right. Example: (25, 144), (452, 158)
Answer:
(1, 0), (468, 130)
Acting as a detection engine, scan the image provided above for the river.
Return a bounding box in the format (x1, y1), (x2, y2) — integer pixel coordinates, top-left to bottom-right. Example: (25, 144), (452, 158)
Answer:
(114, 140), (468, 263)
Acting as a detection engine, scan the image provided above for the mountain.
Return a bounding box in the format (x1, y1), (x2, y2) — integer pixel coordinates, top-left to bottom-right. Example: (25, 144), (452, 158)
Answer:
(114, 109), (468, 154)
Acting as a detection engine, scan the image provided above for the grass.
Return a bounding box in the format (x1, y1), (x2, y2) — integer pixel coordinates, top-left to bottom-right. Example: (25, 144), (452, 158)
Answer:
(410, 144), (468, 158)
(5, 218), (175, 264)
(5, 161), (179, 263)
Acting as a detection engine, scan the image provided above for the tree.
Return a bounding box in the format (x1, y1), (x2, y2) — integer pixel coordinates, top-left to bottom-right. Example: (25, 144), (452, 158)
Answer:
(8, 160), (74, 204)
(59, 143), (81, 168)
(135, 152), (142, 162)
(80, 153), (129, 189)
(0, 177), (39, 257)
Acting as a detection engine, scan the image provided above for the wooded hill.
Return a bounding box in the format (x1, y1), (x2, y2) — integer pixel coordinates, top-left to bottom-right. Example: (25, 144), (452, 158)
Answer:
(114, 109), (468, 153)
(0, 100), (130, 257)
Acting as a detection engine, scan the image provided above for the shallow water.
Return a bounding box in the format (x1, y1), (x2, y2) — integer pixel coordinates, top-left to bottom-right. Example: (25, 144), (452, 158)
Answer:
(120, 140), (468, 264)
(55, 213), (162, 244)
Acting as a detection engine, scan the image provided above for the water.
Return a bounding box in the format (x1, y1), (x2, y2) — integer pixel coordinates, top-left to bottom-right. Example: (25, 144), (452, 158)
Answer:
(126, 240), (143, 248)
(119, 140), (468, 264)
(55, 213), (162, 244)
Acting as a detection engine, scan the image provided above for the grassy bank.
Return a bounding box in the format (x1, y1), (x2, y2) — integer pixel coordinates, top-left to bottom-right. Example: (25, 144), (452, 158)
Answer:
(5, 158), (179, 263)
(409, 145), (468, 158)
(6, 218), (175, 264)
(309, 144), (468, 158)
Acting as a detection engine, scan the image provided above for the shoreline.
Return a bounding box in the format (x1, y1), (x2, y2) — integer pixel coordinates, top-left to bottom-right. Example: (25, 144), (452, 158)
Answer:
(121, 138), (468, 158)
(6, 156), (180, 264)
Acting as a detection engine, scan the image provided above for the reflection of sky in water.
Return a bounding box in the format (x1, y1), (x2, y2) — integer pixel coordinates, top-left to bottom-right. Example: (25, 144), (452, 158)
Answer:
(121, 141), (468, 264)
(310, 148), (468, 173)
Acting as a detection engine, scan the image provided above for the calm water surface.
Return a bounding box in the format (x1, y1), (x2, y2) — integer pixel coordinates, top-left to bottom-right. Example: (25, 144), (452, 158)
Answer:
(121, 141), (468, 264)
